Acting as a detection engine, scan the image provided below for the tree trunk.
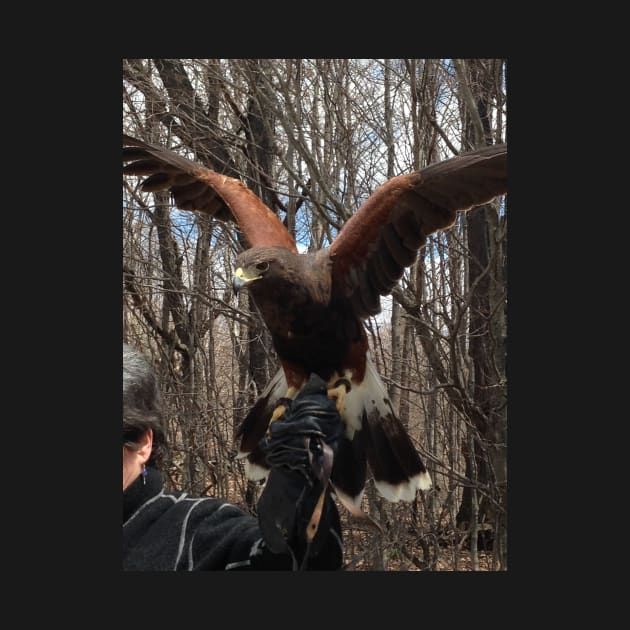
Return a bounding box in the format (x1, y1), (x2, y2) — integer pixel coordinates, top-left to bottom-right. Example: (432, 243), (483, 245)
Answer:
(454, 59), (507, 568)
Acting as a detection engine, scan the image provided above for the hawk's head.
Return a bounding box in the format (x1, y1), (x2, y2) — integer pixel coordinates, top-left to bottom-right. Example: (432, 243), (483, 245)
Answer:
(232, 247), (299, 296)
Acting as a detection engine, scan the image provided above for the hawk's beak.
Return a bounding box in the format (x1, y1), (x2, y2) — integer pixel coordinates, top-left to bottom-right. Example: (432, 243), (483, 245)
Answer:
(232, 275), (246, 295)
(232, 267), (260, 295)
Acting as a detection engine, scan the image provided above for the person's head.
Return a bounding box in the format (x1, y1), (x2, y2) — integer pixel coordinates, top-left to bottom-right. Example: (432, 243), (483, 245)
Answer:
(123, 344), (167, 490)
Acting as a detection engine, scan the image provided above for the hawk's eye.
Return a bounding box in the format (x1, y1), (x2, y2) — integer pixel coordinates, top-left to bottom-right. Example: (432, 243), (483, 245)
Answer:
(256, 262), (269, 271)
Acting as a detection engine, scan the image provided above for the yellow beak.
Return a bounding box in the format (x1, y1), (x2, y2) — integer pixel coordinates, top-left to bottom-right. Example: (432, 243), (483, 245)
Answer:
(232, 267), (261, 294)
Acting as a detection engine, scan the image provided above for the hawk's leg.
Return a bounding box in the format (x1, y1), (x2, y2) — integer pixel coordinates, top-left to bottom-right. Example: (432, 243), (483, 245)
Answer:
(327, 373), (352, 414)
(266, 386), (298, 435)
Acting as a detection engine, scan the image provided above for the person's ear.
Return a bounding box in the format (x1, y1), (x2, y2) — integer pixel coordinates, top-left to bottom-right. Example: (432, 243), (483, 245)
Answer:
(137, 428), (154, 464)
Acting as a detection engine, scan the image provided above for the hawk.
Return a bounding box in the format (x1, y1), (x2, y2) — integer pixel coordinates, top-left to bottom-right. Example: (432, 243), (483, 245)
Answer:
(123, 134), (507, 515)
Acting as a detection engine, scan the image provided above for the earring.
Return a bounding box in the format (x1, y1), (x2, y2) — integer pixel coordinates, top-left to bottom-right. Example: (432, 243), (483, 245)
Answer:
(141, 463), (148, 485)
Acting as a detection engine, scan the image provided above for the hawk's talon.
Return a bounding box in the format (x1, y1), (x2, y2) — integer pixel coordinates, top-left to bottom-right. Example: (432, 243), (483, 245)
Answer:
(265, 404), (287, 437)
(333, 377), (351, 392)
(327, 380), (350, 414)
(270, 404), (287, 424)
(266, 388), (298, 436)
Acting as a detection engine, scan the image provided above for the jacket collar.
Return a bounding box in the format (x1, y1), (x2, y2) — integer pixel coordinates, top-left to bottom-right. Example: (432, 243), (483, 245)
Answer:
(123, 466), (163, 523)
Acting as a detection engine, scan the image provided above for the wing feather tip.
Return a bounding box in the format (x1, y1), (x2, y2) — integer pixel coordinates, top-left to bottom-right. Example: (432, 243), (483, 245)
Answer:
(374, 471), (432, 502)
(244, 459), (269, 481)
(332, 485), (365, 516)
(417, 471), (432, 491)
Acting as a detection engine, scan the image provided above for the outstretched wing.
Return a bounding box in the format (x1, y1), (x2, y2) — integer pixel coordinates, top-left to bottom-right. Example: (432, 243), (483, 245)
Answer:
(123, 134), (297, 253)
(329, 144), (507, 318)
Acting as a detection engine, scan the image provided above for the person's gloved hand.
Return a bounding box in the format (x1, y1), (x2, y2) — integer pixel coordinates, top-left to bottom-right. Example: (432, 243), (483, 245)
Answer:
(257, 374), (343, 564)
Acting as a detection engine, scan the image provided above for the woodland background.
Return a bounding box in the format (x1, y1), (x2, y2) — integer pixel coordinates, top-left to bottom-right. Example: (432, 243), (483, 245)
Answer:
(122, 58), (507, 571)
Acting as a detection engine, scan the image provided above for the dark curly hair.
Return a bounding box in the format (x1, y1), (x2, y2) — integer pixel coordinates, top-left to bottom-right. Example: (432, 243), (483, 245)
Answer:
(123, 344), (167, 467)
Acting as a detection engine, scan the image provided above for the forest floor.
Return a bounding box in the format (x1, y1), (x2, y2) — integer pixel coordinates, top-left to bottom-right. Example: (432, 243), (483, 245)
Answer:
(341, 517), (499, 571)
(349, 549), (497, 571)
(343, 535), (497, 571)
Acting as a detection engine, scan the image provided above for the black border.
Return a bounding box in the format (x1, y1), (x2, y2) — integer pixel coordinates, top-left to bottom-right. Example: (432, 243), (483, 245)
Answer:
(52, 46), (549, 621)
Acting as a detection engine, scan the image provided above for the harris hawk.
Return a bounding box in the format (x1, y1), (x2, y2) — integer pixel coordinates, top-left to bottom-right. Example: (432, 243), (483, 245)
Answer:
(122, 134), (508, 515)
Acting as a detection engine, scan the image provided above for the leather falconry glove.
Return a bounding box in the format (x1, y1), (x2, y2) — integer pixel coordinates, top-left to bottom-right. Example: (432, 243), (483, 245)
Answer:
(257, 373), (343, 567)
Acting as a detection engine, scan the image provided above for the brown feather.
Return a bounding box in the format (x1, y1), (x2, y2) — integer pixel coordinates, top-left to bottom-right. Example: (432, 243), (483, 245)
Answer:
(362, 409), (428, 484)
(170, 180), (210, 204)
(392, 206), (427, 250)
(235, 368), (288, 456)
(381, 223), (417, 269)
(139, 172), (174, 193)
(330, 144), (507, 319)
(330, 435), (368, 507)
(122, 134), (297, 252)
